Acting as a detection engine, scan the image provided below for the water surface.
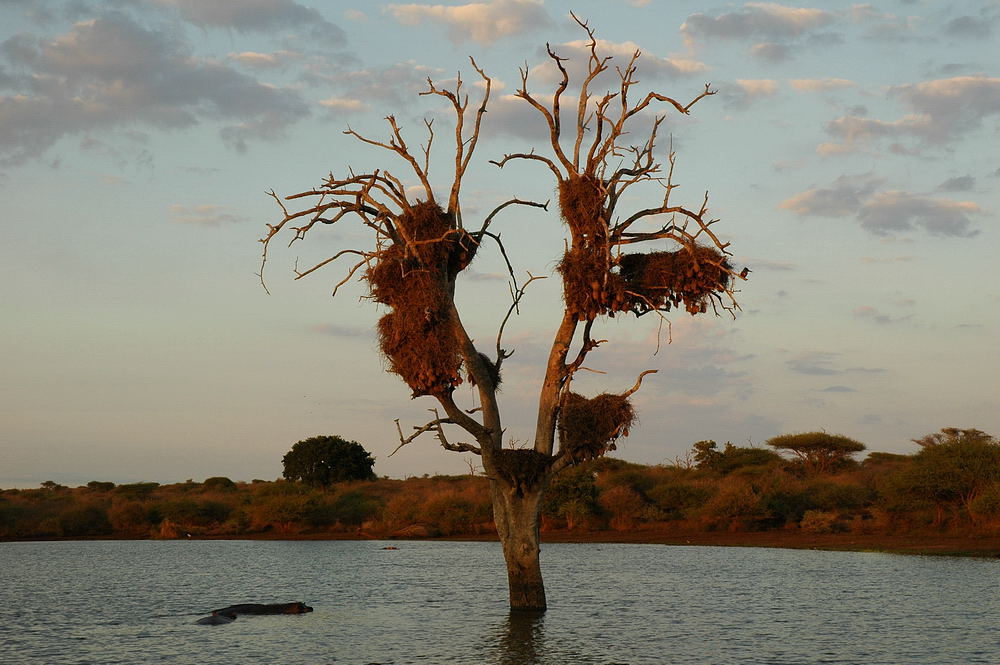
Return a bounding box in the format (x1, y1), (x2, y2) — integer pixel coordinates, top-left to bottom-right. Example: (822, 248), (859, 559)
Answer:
(1, 540), (997, 664)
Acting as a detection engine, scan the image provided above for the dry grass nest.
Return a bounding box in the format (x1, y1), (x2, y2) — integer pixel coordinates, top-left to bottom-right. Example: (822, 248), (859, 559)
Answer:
(618, 245), (732, 315)
(556, 177), (732, 319)
(493, 449), (552, 494)
(364, 201), (478, 397)
(558, 392), (636, 462)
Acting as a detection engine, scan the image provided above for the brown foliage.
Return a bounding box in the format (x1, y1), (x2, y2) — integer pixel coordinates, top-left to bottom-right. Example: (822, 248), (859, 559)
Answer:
(558, 392), (636, 461)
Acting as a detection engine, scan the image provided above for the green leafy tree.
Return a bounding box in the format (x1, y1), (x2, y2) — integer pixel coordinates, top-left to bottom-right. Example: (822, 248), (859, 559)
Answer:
(693, 440), (781, 474)
(282, 435), (376, 489)
(766, 432), (866, 475)
(888, 428), (1000, 523)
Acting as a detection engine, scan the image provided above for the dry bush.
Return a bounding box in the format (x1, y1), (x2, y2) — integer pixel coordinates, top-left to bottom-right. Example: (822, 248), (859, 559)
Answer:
(799, 510), (846, 534)
(598, 485), (646, 531)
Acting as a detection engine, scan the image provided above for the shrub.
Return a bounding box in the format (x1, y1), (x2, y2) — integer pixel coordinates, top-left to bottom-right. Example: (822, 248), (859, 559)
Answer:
(59, 504), (113, 537)
(331, 491), (383, 526)
(799, 510), (845, 534)
(202, 477), (237, 492)
(114, 482), (160, 499)
(647, 482), (714, 520)
(599, 485), (646, 531)
(108, 501), (151, 535)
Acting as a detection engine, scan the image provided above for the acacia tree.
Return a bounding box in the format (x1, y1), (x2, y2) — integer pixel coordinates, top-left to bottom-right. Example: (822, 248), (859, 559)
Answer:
(261, 17), (744, 611)
(765, 432), (866, 475)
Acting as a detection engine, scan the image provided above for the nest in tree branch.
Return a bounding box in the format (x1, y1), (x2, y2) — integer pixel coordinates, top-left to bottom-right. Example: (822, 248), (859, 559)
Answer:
(557, 250), (630, 321)
(558, 392), (636, 462)
(376, 311), (463, 398)
(618, 245), (732, 315)
(559, 174), (606, 239)
(557, 175), (625, 321)
(364, 201), (477, 397)
(493, 449), (552, 496)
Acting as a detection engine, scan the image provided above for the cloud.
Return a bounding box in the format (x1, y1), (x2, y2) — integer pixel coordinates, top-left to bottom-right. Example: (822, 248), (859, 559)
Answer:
(821, 76), (1000, 153)
(717, 79), (777, 110)
(780, 173), (882, 217)
(857, 191), (980, 237)
(944, 15), (993, 39)
(228, 50), (301, 69)
(385, 0), (551, 45)
(0, 13), (310, 164)
(789, 77), (855, 92)
(302, 59), (441, 110)
(549, 38), (708, 82)
(318, 96), (368, 113)
(311, 323), (369, 338)
(154, 0), (345, 40)
(787, 351), (840, 376)
(819, 385), (857, 393)
(786, 351), (886, 377)
(891, 76), (1000, 141)
(852, 305), (913, 325)
(169, 204), (247, 226)
(858, 256), (913, 264)
(937, 175), (975, 192)
(781, 174), (982, 237)
(748, 41), (790, 62)
(682, 3), (835, 42)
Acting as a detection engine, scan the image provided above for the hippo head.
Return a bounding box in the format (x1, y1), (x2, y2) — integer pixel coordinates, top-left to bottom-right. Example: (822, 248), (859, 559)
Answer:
(288, 602), (313, 614)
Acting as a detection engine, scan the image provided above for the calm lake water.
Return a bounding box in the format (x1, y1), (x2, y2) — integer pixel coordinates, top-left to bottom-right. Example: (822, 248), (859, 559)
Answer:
(1, 540), (997, 664)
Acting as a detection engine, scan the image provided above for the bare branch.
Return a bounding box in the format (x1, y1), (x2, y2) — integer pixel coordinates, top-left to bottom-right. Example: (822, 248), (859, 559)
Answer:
(496, 272), (547, 361)
(623, 369), (658, 397)
(391, 409), (482, 457)
(293, 249), (369, 282)
(515, 63), (574, 172)
(477, 197), (549, 237)
(491, 151), (564, 183)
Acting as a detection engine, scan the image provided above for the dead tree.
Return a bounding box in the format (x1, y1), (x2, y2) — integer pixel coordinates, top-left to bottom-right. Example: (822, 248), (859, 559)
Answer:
(261, 17), (745, 612)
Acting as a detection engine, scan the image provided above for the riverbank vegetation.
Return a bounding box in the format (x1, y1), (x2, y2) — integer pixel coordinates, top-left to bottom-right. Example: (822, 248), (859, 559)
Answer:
(4, 429), (1000, 549)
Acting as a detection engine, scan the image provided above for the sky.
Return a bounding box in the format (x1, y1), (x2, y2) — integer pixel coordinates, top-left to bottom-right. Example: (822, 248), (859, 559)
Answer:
(1, 0), (998, 488)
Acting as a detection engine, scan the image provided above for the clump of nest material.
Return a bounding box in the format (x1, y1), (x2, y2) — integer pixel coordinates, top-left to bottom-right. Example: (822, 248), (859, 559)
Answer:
(618, 245), (732, 315)
(493, 449), (552, 496)
(555, 174), (731, 320)
(365, 201), (478, 397)
(558, 392), (637, 462)
(556, 175), (625, 321)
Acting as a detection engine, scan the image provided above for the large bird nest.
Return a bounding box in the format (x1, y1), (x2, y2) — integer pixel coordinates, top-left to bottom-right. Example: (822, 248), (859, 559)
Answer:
(364, 201), (478, 397)
(492, 449), (552, 496)
(618, 245), (732, 315)
(557, 175), (622, 321)
(558, 392), (636, 462)
(556, 175), (732, 319)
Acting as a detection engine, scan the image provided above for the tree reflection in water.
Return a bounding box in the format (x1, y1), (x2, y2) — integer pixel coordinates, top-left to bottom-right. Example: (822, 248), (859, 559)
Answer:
(496, 610), (545, 664)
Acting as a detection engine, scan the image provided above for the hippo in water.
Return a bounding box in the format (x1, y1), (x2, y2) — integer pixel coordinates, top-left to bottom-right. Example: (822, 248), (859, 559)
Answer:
(211, 602), (313, 616)
(195, 612), (236, 625)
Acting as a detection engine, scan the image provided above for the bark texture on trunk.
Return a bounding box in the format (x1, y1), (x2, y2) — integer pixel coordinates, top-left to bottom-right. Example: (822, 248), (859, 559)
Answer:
(490, 479), (547, 611)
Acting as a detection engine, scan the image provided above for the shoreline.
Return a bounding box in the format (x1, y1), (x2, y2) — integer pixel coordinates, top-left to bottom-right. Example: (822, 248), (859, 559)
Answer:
(7, 530), (1000, 557)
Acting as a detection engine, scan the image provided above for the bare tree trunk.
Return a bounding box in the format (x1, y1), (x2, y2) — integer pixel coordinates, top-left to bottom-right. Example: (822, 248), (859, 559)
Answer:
(490, 478), (547, 611)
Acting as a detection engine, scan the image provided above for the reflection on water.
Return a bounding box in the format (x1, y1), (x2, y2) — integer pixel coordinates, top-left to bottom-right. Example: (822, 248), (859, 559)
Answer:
(1, 540), (998, 664)
(496, 610), (545, 665)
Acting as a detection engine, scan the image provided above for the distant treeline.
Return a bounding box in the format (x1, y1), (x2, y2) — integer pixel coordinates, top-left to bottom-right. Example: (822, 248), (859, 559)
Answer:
(3, 428), (999, 540)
